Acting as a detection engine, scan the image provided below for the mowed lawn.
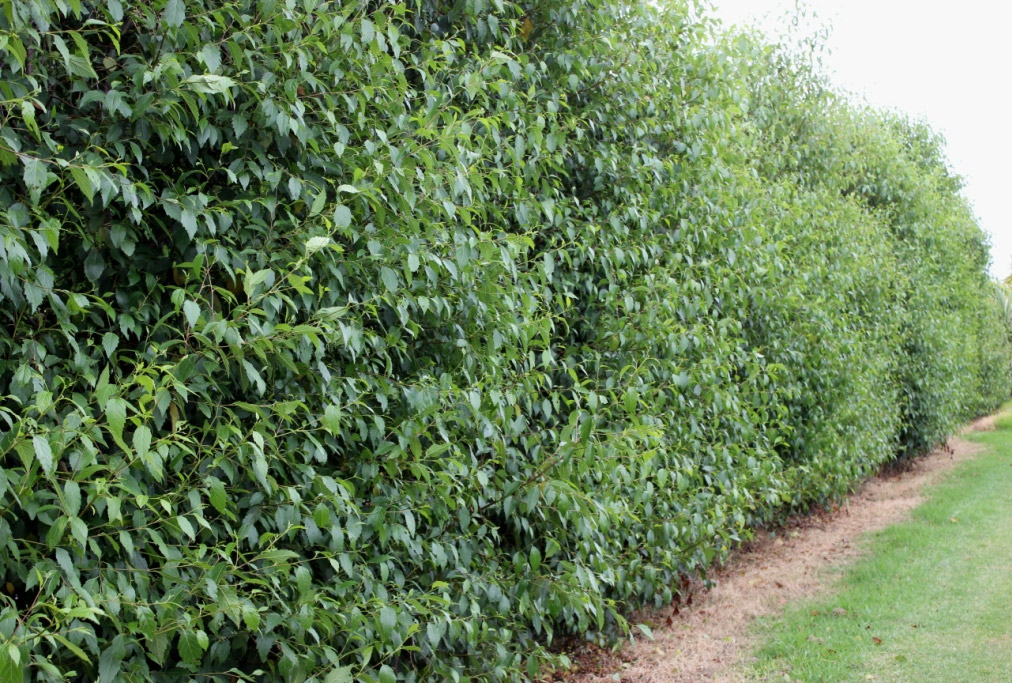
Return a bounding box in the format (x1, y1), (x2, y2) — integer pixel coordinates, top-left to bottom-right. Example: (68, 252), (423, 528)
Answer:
(744, 408), (1012, 682)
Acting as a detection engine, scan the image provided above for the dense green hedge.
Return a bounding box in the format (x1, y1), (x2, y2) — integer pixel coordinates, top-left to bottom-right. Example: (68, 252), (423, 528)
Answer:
(0, 1), (1008, 680)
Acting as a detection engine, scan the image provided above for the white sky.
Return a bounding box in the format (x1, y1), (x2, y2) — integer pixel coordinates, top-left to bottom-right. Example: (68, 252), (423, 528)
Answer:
(712, 0), (1012, 279)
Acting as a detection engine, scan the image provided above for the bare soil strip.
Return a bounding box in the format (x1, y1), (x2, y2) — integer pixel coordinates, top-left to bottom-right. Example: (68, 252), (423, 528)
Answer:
(560, 435), (986, 682)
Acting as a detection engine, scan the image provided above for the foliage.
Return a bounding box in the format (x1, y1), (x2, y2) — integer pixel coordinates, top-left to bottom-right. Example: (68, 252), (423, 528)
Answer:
(0, 0), (1007, 680)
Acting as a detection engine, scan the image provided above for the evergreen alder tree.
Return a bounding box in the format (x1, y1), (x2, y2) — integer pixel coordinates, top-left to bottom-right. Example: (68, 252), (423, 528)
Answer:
(0, 1), (1008, 680)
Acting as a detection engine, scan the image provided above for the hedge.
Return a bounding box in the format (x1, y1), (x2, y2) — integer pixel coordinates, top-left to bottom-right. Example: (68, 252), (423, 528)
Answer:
(0, 0), (1008, 680)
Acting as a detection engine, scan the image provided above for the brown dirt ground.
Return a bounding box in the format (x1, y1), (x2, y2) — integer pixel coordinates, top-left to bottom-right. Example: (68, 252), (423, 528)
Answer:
(555, 431), (989, 683)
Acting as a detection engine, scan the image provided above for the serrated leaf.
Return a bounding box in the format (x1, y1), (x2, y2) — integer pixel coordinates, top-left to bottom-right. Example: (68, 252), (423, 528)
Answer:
(98, 638), (125, 683)
(244, 269), (272, 298)
(107, 0), (124, 22)
(296, 565), (311, 595)
(305, 236), (330, 254)
(177, 629), (205, 665)
(22, 156), (49, 197)
(69, 516), (89, 547)
(102, 332), (119, 358)
(84, 250), (105, 282)
(232, 115), (248, 137)
(50, 634), (91, 664)
(33, 435), (55, 475)
(252, 452), (268, 484)
(55, 547), (80, 587)
(361, 18), (375, 44)
(70, 166), (95, 203)
(207, 478), (227, 514)
(180, 209), (198, 238)
(378, 605), (397, 640)
(181, 74), (235, 95)
(322, 404), (342, 435)
(333, 204), (351, 228)
(133, 425), (152, 460)
(324, 666), (354, 683)
(242, 607), (260, 631)
(427, 622), (442, 648)
(177, 515), (195, 540)
(64, 480), (81, 516)
(200, 43), (221, 72)
(407, 253), (420, 272)
(183, 300), (200, 327)
(309, 189), (327, 217)
(106, 397), (127, 448)
(163, 0), (185, 28)
(0, 645), (21, 682)
(380, 267), (398, 293)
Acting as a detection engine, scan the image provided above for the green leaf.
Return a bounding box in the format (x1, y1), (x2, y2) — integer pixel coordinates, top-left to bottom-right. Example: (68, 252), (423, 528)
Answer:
(55, 547), (80, 588)
(309, 190), (327, 217)
(69, 516), (88, 547)
(407, 253), (420, 273)
(177, 515), (195, 540)
(207, 478), (227, 514)
(105, 397), (127, 448)
(244, 269), (272, 297)
(183, 300), (200, 327)
(305, 236), (330, 254)
(70, 166), (95, 203)
(102, 332), (119, 359)
(324, 666), (354, 683)
(361, 18), (375, 44)
(0, 645), (22, 682)
(33, 435), (55, 475)
(427, 621), (443, 648)
(133, 425), (152, 460)
(50, 634), (91, 664)
(98, 638), (125, 683)
(333, 204), (352, 228)
(379, 665), (396, 683)
(107, 0), (124, 22)
(380, 267), (399, 294)
(64, 480), (81, 516)
(177, 629), (206, 665)
(19, 100), (38, 140)
(84, 250), (105, 282)
(242, 606), (260, 631)
(322, 405), (342, 435)
(182, 74), (236, 95)
(296, 565), (311, 595)
(22, 157), (51, 197)
(200, 43), (221, 72)
(169, 631), (195, 665)
(378, 606), (397, 640)
(163, 0), (185, 28)
(180, 209), (198, 238)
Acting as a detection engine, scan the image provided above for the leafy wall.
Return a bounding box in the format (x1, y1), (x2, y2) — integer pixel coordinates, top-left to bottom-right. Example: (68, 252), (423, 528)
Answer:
(0, 1), (1008, 680)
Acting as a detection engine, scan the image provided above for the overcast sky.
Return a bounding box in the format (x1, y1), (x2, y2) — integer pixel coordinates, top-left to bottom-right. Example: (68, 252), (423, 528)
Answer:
(712, 0), (1012, 279)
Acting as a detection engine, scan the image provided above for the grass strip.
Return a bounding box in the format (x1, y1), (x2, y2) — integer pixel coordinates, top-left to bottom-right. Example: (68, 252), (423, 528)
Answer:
(745, 407), (1012, 682)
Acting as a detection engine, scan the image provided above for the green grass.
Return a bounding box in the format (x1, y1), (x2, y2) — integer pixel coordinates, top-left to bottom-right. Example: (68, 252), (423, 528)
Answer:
(744, 405), (1012, 682)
